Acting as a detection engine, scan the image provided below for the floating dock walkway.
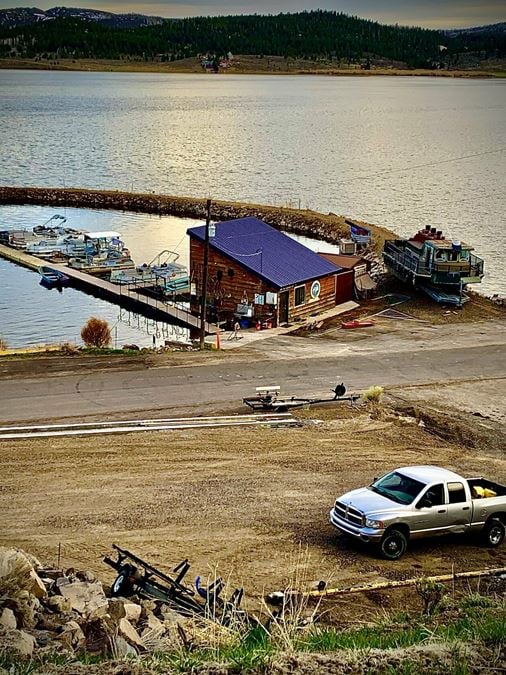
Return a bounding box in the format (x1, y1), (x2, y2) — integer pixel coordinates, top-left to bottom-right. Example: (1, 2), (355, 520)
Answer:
(0, 243), (216, 333)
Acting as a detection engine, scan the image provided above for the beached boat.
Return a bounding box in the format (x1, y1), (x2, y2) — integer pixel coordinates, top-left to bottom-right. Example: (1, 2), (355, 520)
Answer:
(38, 266), (70, 288)
(383, 226), (484, 306)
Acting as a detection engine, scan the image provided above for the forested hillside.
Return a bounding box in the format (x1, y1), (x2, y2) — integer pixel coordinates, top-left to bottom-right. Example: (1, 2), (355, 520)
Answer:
(0, 10), (504, 68)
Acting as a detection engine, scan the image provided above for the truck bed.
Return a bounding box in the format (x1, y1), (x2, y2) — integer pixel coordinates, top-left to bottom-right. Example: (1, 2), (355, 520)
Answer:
(468, 478), (506, 498)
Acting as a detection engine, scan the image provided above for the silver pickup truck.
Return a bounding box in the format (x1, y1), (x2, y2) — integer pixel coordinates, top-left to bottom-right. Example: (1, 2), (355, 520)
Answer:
(329, 465), (506, 559)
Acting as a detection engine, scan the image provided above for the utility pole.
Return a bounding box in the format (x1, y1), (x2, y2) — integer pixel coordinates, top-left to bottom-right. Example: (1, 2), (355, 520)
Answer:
(199, 198), (212, 350)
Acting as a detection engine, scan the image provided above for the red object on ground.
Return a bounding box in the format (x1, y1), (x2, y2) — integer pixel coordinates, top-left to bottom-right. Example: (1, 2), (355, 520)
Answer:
(341, 319), (375, 329)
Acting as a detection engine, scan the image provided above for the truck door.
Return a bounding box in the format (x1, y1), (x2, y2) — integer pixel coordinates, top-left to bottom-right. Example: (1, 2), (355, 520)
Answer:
(445, 482), (472, 533)
(413, 483), (448, 535)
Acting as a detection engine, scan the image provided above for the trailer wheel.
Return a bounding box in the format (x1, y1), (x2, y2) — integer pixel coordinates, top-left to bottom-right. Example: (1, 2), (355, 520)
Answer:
(111, 565), (135, 597)
(482, 518), (505, 548)
(380, 528), (408, 560)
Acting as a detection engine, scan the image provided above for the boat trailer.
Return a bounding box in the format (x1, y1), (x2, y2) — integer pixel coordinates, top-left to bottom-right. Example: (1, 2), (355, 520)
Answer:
(103, 544), (252, 626)
(243, 382), (360, 412)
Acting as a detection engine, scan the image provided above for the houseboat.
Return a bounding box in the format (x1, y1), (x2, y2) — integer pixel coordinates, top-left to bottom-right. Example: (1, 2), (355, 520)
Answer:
(383, 225), (484, 305)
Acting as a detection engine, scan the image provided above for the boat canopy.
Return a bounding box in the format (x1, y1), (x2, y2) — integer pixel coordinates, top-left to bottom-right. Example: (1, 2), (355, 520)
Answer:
(84, 231), (121, 240)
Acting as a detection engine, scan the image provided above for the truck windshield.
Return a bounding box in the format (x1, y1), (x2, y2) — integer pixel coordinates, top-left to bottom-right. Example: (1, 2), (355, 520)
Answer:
(370, 471), (425, 505)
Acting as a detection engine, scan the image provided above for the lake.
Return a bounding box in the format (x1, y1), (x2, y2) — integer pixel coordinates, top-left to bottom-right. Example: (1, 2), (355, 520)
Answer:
(0, 71), (504, 346)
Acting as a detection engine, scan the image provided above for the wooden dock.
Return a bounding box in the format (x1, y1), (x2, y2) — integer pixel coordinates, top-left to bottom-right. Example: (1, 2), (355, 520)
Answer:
(0, 243), (216, 333)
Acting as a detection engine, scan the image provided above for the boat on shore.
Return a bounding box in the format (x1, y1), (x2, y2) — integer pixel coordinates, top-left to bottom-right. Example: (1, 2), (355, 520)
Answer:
(38, 266), (70, 288)
(383, 225), (484, 306)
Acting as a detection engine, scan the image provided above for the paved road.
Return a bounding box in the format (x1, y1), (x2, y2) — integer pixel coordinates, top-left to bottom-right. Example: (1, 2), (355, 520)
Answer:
(1, 327), (505, 422)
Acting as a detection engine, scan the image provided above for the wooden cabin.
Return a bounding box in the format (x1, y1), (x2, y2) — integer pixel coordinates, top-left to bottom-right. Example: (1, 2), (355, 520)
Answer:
(187, 217), (351, 328)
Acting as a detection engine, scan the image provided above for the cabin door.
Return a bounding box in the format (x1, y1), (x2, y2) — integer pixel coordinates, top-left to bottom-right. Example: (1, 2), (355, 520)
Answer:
(279, 291), (289, 325)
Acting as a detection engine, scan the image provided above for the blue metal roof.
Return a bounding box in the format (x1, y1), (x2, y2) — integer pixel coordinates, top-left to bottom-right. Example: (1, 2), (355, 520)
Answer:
(187, 217), (341, 288)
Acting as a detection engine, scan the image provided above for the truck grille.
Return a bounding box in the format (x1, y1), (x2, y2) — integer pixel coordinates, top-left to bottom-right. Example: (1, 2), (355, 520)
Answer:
(334, 501), (364, 526)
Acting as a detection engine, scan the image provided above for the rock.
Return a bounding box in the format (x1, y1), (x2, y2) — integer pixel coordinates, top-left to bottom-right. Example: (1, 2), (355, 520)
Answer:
(76, 570), (96, 583)
(143, 611), (164, 633)
(56, 578), (108, 617)
(2, 629), (36, 656)
(46, 595), (72, 613)
(111, 635), (138, 657)
(159, 604), (183, 623)
(107, 598), (126, 622)
(124, 602), (141, 623)
(0, 608), (17, 630)
(81, 618), (111, 656)
(59, 620), (86, 650)
(118, 618), (144, 650)
(140, 599), (157, 613)
(32, 629), (52, 647)
(0, 547), (47, 599)
(10, 592), (40, 629)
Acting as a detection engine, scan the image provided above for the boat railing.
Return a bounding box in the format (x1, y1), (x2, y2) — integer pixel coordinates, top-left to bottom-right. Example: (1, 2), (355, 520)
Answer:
(469, 254), (484, 277)
(383, 241), (431, 276)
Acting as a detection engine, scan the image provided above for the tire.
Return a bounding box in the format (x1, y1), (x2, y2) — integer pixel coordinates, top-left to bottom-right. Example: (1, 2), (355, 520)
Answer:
(380, 528), (408, 560)
(482, 518), (505, 548)
(111, 565), (135, 597)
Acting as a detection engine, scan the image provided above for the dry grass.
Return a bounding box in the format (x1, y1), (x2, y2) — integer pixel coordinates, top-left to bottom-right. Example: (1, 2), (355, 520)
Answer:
(1, 57), (504, 78)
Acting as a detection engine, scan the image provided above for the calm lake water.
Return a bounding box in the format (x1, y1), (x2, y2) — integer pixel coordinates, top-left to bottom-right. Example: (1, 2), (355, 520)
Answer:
(0, 71), (505, 346)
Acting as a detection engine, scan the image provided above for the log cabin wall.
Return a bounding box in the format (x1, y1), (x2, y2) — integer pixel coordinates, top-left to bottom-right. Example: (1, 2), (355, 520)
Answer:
(190, 238), (278, 321)
(190, 238), (341, 325)
(283, 273), (338, 323)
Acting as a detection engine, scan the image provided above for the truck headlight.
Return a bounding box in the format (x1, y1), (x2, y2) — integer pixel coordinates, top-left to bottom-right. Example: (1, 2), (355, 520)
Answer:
(365, 518), (385, 529)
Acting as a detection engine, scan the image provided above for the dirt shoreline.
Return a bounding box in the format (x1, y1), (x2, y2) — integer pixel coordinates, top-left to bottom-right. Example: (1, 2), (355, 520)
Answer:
(1, 402), (504, 603)
(1, 58), (505, 78)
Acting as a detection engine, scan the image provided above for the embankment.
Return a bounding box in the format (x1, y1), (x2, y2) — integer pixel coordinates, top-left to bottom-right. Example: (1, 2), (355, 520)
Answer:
(0, 186), (395, 251)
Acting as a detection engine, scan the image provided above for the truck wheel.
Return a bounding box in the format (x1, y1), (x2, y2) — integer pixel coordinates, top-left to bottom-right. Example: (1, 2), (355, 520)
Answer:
(483, 518), (505, 548)
(380, 528), (408, 560)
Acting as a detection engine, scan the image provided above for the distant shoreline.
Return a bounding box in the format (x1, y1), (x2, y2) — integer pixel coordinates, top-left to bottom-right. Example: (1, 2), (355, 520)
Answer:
(1, 58), (504, 78)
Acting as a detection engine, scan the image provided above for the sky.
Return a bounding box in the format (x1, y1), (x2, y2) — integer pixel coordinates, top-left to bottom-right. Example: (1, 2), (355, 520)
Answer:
(0, 0), (505, 29)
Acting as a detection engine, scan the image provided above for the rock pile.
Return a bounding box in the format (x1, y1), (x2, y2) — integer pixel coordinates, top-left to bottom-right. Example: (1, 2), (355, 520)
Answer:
(0, 186), (390, 252)
(0, 547), (187, 661)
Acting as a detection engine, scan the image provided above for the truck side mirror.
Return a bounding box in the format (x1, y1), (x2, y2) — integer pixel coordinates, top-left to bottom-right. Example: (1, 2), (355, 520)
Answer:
(417, 498), (433, 509)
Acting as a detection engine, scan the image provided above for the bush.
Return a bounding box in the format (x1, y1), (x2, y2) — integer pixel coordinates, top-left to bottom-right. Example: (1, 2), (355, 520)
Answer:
(80, 317), (111, 348)
(362, 385), (384, 403)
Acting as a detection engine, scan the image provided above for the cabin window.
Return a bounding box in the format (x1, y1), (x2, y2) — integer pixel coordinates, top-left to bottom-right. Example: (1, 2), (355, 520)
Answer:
(448, 482), (466, 504)
(216, 270), (223, 281)
(294, 285), (306, 306)
(228, 268), (235, 278)
(435, 250), (446, 260)
(420, 484), (444, 507)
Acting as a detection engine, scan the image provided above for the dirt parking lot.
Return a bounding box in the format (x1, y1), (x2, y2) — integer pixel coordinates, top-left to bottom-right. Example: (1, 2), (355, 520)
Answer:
(2, 403), (505, 614)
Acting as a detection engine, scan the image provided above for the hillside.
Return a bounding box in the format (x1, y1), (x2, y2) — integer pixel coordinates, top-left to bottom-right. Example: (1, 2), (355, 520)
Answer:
(0, 8), (506, 68)
(0, 9), (505, 70)
(0, 5), (165, 28)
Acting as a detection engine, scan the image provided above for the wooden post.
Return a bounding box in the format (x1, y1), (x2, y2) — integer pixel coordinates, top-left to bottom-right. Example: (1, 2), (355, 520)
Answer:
(199, 199), (212, 350)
